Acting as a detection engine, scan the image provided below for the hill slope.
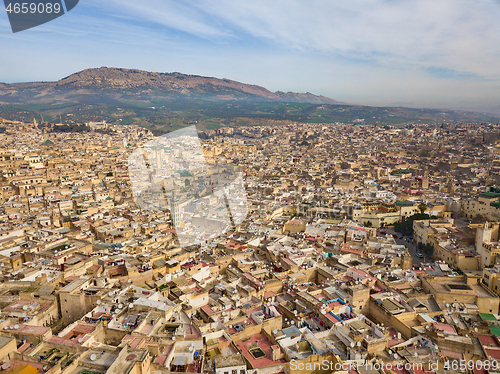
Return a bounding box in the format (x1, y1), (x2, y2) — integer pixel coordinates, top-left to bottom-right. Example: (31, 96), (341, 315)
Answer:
(0, 67), (340, 105)
(0, 67), (499, 130)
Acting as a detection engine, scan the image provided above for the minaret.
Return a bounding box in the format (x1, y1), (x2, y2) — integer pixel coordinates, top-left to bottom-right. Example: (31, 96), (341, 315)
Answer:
(169, 190), (181, 227)
(156, 150), (162, 168)
(107, 137), (111, 148)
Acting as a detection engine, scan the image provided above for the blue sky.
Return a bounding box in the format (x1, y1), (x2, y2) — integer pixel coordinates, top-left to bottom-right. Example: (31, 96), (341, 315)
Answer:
(1, 0), (500, 113)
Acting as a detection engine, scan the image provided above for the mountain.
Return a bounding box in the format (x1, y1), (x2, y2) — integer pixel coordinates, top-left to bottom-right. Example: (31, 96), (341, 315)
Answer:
(0, 67), (340, 105)
(0, 67), (499, 130)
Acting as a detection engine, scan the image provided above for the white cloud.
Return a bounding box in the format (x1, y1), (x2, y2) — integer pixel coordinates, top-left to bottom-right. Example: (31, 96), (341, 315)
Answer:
(102, 0), (500, 78)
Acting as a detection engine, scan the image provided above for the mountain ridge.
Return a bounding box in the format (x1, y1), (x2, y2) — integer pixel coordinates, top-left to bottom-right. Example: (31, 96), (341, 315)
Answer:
(1, 67), (499, 129)
(0, 67), (341, 105)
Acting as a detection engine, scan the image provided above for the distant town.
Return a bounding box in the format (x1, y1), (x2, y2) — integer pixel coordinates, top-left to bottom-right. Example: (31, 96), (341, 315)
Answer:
(2, 117), (500, 374)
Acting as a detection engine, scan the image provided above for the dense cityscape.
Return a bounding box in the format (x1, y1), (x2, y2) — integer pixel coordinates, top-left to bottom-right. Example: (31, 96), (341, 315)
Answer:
(2, 117), (500, 374)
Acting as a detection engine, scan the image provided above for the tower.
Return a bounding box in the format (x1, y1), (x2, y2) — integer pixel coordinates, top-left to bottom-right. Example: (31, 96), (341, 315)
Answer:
(169, 191), (181, 228)
(402, 253), (413, 271)
(156, 150), (162, 168)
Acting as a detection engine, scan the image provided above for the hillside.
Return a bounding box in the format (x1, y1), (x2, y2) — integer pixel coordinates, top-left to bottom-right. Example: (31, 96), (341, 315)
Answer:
(0, 67), (499, 130)
(0, 67), (340, 105)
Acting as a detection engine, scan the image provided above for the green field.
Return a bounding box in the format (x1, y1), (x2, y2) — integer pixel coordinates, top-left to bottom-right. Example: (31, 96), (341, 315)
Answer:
(1, 87), (499, 132)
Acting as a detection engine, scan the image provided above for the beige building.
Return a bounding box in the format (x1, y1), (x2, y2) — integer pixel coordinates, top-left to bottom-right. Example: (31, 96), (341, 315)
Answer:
(284, 219), (307, 233)
(420, 274), (499, 314)
(482, 264), (500, 297)
(475, 222), (500, 268)
(463, 192), (500, 220)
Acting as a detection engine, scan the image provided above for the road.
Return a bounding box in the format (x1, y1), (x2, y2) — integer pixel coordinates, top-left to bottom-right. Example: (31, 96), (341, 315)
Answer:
(376, 227), (424, 266)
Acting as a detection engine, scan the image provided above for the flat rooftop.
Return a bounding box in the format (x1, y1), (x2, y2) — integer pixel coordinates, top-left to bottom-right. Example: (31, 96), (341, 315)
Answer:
(234, 333), (286, 368)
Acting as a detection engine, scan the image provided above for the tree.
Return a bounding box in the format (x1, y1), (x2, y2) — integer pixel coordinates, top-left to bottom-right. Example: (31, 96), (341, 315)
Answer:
(422, 243), (434, 257)
(363, 221), (373, 227)
(418, 202), (427, 214)
(420, 149), (430, 157)
(418, 242), (434, 257)
(394, 212), (430, 236)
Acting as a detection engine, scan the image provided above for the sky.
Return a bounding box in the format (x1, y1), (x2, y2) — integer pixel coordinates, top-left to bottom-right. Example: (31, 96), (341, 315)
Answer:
(1, 0), (500, 113)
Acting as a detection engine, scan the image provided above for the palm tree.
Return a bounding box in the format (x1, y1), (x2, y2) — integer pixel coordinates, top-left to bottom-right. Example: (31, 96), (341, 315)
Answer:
(418, 202), (427, 214)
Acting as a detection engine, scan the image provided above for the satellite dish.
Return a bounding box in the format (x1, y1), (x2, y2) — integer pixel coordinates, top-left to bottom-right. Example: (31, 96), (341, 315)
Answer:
(357, 342), (361, 347)
(14, 325), (19, 329)
(118, 304), (123, 309)
(78, 338), (83, 343)
(128, 279), (132, 283)
(108, 292), (113, 297)
(97, 300), (101, 305)
(90, 354), (97, 361)
(172, 336), (176, 340)
(23, 305), (28, 310)
(129, 304), (133, 309)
